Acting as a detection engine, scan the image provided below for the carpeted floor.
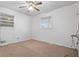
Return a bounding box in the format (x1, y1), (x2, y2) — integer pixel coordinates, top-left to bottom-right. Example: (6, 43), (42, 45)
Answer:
(0, 39), (78, 57)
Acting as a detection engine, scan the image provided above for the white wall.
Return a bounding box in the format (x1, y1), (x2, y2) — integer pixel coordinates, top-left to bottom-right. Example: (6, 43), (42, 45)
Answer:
(0, 7), (31, 45)
(31, 4), (78, 48)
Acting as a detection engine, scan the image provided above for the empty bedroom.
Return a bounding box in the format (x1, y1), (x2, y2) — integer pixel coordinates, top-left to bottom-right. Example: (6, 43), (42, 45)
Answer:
(0, 0), (79, 57)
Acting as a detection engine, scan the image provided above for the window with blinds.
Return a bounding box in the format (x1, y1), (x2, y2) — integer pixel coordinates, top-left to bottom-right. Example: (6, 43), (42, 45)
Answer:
(0, 12), (14, 27)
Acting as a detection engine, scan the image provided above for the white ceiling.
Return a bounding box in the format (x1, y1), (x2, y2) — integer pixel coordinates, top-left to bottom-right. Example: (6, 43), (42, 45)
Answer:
(0, 1), (78, 16)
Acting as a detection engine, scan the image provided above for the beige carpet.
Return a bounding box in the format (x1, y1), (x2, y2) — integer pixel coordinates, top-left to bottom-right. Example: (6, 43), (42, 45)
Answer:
(0, 39), (78, 57)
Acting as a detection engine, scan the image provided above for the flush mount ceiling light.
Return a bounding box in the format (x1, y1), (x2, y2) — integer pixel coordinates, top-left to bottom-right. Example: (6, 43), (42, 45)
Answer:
(19, 1), (42, 12)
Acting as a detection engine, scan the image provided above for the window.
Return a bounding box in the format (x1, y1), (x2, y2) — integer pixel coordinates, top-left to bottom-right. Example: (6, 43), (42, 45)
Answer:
(0, 12), (14, 27)
(40, 16), (51, 29)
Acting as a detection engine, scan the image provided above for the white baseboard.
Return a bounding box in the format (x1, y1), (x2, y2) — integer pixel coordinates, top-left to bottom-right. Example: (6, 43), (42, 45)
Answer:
(0, 38), (30, 46)
(32, 38), (73, 49)
(0, 37), (73, 49)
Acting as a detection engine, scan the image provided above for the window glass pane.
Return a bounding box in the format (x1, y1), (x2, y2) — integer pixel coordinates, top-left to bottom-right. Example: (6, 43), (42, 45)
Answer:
(40, 19), (49, 29)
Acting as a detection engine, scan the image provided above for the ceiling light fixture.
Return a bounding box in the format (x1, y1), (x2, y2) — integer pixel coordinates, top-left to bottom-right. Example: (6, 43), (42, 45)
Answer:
(28, 6), (34, 11)
(19, 1), (42, 12)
